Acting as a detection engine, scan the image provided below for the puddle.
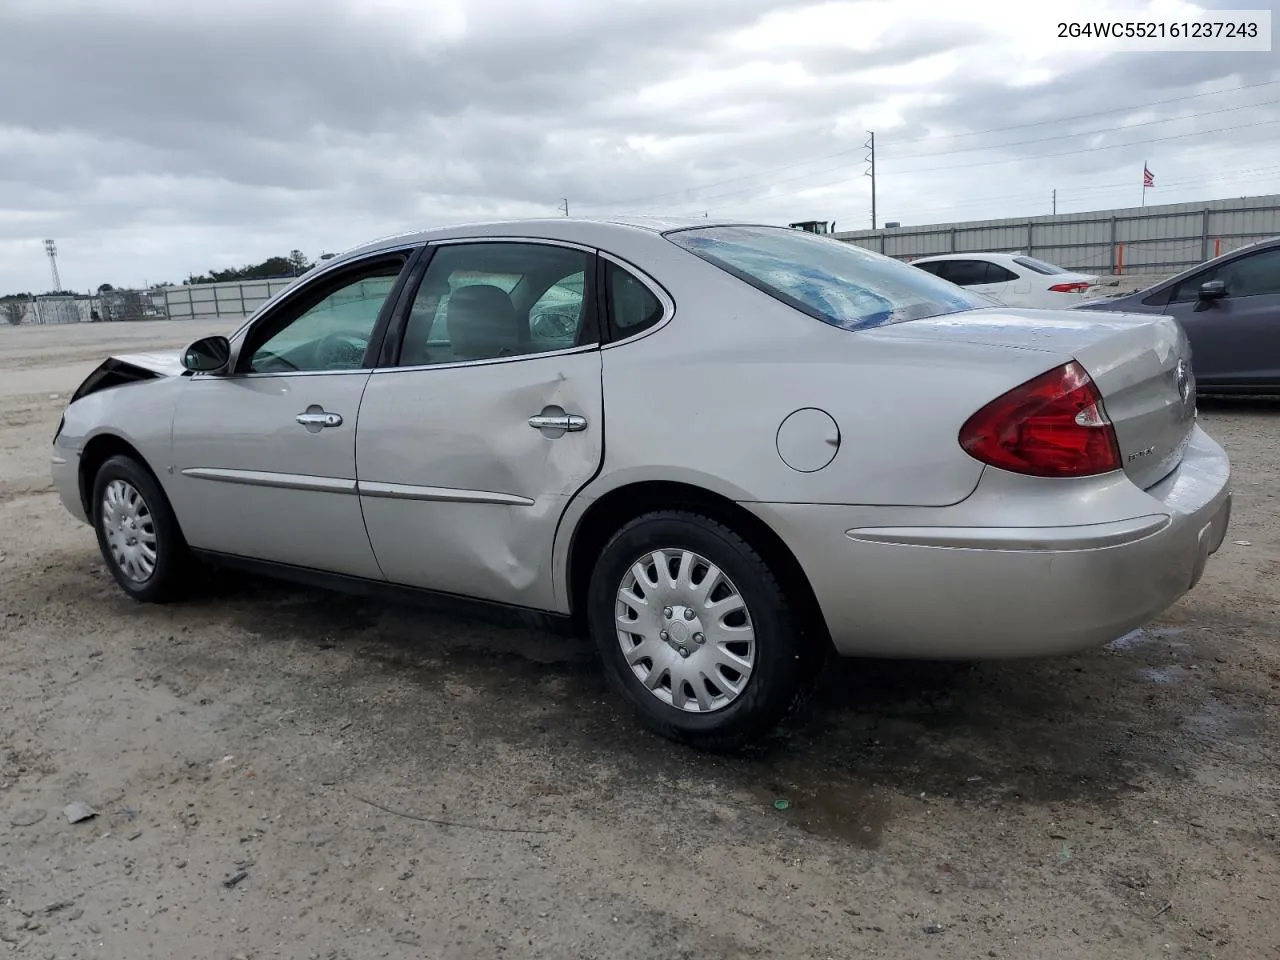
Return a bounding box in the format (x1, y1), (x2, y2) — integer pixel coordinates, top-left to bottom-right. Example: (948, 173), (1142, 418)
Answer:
(1107, 627), (1188, 652)
(745, 778), (890, 848)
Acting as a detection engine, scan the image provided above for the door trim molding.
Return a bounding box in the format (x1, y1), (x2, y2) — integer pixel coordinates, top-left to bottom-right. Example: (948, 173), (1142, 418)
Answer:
(356, 480), (534, 506)
(181, 467), (356, 494)
(182, 468), (535, 506)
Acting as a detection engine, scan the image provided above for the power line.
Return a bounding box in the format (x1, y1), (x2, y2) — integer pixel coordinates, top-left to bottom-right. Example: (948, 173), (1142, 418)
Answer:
(669, 117), (1280, 211)
(893, 117), (1280, 176)
(582, 78), (1280, 211)
(882, 97), (1279, 162)
(684, 162), (1280, 221)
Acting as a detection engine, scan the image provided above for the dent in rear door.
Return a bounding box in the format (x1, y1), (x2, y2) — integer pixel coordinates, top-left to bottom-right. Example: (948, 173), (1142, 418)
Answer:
(356, 352), (603, 607)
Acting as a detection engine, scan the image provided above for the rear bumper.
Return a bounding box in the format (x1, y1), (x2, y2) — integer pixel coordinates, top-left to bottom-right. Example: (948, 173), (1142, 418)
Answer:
(747, 425), (1231, 659)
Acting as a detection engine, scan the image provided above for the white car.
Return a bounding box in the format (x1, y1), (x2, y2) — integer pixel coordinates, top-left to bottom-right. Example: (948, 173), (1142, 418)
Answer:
(910, 253), (1099, 308)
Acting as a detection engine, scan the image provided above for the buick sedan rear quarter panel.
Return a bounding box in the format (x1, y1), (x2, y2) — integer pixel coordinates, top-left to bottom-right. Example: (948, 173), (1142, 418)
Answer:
(587, 253), (1067, 508)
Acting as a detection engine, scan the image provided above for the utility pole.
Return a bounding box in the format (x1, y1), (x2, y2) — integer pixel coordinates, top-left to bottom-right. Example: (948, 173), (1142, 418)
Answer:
(1052, 189), (1057, 215)
(864, 131), (876, 230)
(559, 198), (570, 217)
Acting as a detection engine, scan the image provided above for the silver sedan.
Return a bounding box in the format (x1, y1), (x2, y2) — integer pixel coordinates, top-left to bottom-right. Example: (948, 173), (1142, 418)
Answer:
(51, 218), (1233, 748)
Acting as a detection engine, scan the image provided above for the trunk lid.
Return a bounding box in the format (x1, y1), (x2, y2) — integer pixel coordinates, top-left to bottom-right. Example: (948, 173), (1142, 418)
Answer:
(868, 307), (1197, 489)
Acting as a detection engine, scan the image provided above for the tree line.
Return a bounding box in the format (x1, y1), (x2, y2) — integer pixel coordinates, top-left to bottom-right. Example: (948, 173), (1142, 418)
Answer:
(183, 249), (313, 285)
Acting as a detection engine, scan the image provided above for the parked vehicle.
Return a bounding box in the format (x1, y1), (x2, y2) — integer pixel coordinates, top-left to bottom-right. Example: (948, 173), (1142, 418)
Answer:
(52, 219), (1232, 749)
(911, 252), (1099, 308)
(1075, 236), (1280, 393)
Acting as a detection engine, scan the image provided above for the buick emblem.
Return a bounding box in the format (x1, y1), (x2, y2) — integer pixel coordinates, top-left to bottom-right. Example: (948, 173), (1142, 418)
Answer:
(1175, 359), (1193, 407)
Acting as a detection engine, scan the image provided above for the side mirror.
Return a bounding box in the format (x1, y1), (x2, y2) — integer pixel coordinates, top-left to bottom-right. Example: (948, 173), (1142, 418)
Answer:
(1198, 280), (1227, 301)
(182, 335), (232, 373)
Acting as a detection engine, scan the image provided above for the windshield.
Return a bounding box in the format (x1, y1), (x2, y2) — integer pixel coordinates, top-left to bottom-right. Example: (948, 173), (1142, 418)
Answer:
(666, 225), (984, 330)
(1012, 255), (1067, 275)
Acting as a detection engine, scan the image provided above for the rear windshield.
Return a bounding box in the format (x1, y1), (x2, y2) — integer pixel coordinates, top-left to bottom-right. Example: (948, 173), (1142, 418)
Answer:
(666, 225), (984, 330)
(1012, 255), (1067, 275)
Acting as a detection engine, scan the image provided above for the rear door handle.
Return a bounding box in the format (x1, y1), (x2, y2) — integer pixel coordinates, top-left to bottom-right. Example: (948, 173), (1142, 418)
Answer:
(528, 414), (587, 432)
(296, 411), (343, 428)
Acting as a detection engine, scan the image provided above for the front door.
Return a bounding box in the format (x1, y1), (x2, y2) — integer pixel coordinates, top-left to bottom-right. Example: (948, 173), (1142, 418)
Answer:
(168, 251), (416, 578)
(1164, 246), (1280, 386)
(355, 240), (604, 610)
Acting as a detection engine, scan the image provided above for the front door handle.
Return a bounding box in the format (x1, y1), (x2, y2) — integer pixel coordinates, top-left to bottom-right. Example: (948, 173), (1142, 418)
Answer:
(296, 410), (343, 429)
(528, 414), (587, 432)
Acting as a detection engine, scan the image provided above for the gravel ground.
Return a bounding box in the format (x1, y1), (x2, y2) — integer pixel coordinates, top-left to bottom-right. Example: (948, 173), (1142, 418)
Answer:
(1, 320), (1277, 960)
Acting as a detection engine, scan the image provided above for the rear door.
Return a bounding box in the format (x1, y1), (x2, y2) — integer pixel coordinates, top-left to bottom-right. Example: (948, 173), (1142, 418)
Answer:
(937, 259), (1011, 304)
(1161, 246), (1280, 386)
(355, 239), (604, 610)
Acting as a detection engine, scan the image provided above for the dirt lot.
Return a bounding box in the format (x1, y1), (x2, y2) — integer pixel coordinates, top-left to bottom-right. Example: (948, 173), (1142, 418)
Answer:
(2, 320), (1277, 960)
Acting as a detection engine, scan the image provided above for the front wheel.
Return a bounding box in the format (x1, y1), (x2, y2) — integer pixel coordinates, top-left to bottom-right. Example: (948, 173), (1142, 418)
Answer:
(587, 510), (818, 750)
(91, 454), (192, 603)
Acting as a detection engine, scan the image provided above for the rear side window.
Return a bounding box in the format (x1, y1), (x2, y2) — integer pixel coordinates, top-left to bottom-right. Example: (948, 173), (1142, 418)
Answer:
(667, 226), (982, 330)
(604, 260), (666, 338)
(912, 261), (946, 277)
(987, 263), (1019, 283)
(943, 260), (993, 286)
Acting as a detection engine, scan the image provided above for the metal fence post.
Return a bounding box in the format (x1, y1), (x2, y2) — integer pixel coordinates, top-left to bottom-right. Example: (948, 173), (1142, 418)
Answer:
(1026, 221), (1034, 256)
(949, 227), (956, 253)
(1201, 209), (1210, 262)
(240, 282), (246, 317)
(1109, 216), (1118, 275)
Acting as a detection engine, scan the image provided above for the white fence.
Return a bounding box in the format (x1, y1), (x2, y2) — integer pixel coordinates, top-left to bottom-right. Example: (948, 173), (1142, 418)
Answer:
(837, 193), (1280, 276)
(160, 277), (298, 321)
(3, 278), (299, 327)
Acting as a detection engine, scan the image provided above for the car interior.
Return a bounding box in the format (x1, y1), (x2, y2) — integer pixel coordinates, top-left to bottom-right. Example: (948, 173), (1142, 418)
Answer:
(398, 245), (591, 367)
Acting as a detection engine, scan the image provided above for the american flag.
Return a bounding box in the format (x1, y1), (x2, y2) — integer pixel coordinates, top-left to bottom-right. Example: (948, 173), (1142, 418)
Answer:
(1143, 165), (1155, 188)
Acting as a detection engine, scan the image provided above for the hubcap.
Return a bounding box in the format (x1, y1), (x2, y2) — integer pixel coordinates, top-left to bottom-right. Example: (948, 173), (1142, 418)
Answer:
(101, 479), (158, 583)
(614, 548), (756, 713)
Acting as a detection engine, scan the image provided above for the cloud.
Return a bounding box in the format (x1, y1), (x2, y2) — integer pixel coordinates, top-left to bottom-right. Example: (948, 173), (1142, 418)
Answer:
(0, 0), (1277, 290)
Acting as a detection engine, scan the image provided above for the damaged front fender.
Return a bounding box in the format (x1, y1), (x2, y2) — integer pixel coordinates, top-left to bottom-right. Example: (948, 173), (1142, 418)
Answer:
(70, 350), (188, 403)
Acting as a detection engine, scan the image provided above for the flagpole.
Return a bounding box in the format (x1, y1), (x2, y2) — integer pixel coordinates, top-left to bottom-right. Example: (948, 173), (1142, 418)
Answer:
(1142, 160), (1147, 207)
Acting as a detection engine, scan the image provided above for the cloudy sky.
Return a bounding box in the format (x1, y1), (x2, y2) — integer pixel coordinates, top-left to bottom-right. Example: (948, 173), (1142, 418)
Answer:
(1, 0), (1278, 293)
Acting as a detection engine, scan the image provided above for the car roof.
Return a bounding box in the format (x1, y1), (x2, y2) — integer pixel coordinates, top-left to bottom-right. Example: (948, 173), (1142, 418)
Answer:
(326, 216), (775, 265)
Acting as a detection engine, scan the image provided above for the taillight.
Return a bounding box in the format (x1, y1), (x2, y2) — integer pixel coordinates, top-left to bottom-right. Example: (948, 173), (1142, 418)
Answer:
(1048, 281), (1091, 293)
(959, 361), (1122, 478)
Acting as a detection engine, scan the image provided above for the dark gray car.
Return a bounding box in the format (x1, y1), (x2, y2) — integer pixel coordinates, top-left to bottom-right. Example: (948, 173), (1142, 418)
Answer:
(1075, 236), (1280, 393)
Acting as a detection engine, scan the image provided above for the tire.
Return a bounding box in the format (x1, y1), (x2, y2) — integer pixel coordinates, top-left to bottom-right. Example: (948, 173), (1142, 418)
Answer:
(587, 510), (819, 750)
(91, 454), (192, 603)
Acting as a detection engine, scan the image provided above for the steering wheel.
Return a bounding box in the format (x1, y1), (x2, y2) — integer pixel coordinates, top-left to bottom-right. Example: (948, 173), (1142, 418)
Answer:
(316, 332), (369, 369)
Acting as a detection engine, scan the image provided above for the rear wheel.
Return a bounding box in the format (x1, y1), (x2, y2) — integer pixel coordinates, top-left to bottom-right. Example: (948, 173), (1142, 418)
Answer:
(587, 510), (818, 750)
(91, 455), (192, 603)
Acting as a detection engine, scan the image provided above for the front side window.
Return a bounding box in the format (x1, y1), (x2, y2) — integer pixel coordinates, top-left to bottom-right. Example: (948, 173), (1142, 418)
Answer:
(398, 243), (594, 366)
(243, 258), (405, 373)
(1168, 247), (1280, 303)
(667, 226), (983, 330)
